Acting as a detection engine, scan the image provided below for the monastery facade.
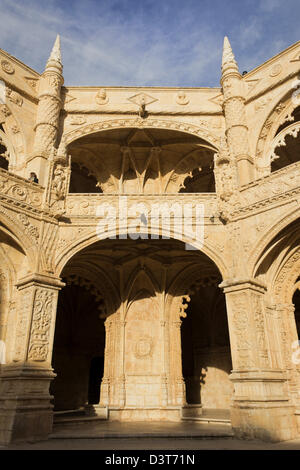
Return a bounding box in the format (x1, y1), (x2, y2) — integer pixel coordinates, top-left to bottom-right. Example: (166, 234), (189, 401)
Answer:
(0, 36), (299, 444)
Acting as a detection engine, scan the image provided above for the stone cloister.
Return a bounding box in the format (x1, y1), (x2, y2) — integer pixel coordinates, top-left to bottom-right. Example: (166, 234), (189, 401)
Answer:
(0, 35), (299, 444)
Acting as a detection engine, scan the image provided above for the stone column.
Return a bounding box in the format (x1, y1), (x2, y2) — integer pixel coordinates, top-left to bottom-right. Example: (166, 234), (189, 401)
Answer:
(170, 320), (186, 406)
(99, 317), (113, 407)
(274, 303), (300, 408)
(221, 279), (297, 441)
(0, 273), (64, 445)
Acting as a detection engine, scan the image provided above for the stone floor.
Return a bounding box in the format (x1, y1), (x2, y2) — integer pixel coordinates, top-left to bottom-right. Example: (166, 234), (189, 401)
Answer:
(2, 420), (300, 450)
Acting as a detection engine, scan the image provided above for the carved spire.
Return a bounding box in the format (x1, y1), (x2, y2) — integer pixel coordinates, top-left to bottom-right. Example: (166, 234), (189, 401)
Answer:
(31, 34), (64, 180)
(222, 36), (239, 75)
(45, 34), (62, 74)
(220, 36), (253, 185)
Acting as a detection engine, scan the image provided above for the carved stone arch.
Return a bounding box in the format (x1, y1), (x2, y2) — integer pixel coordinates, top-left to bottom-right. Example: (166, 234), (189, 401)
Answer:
(250, 207), (300, 279)
(164, 145), (216, 193)
(166, 262), (222, 323)
(256, 89), (300, 177)
(68, 144), (112, 193)
(0, 102), (27, 171)
(63, 118), (220, 151)
(61, 263), (119, 317)
(55, 224), (228, 281)
(272, 245), (300, 304)
(125, 287), (157, 322)
(124, 264), (159, 307)
(0, 209), (37, 272)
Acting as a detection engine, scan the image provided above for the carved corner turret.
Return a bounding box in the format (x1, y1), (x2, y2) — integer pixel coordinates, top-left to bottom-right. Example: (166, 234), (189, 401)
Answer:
(28, 35), (64, 186)
(221, 36), (254, 186)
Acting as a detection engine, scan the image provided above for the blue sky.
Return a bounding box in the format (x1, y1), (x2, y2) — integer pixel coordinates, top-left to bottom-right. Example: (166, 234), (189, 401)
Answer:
(0, 0), (299, 87)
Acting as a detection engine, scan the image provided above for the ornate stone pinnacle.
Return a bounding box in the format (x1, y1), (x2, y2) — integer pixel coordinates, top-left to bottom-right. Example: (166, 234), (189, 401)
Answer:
(222, 36), (238, 73)
(46, 34), (62, 72)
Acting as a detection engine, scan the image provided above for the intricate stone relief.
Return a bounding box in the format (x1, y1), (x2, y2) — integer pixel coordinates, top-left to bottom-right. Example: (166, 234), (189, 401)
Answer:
(252, 293), (270, 367)
(233, 161), (300, 217)
(214, 137), (239, 223)
(28, 288), (54, 362)
(0, 169), (43, 209)
(0, 105), (11, 119)
(17, 213), (39, 242)
(230, 293), (253, 369)
(13, 289), (32, 361)
(6, 88), (23, 107)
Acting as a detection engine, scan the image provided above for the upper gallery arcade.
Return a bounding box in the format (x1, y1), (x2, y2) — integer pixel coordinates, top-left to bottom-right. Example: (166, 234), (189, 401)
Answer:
(0, 35), (299, 445)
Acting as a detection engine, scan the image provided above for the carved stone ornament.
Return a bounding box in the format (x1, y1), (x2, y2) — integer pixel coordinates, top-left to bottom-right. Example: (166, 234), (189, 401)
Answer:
(134, 335), (153, 358)
(6, 88), (23, 107)
(28, 288), (54, 362)
(269, 63), (283, 77)
(127, 92), (158, 107)
(176, 91), (189, 105)
(95, 88), (109, 105)
(52, 163), (67, 200)
(69, 115), (87, 125)
(1, 60), (15, 74)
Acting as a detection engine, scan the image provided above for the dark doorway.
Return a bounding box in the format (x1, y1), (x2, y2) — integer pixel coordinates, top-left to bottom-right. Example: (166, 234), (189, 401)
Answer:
(88, 356), (104, 405)
(181, 285), (233, 409)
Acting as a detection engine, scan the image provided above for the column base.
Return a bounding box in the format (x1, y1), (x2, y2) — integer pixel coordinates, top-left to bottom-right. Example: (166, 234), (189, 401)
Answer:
(229, 369), (299, 441)
(0, 365), (55, 446)
(231, 403), (297, 442)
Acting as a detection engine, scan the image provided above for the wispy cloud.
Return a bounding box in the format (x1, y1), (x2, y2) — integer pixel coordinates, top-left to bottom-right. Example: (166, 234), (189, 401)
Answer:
(0, 0), (298, 86)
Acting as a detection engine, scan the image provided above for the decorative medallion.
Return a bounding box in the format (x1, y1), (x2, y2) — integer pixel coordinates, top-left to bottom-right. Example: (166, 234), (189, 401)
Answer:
(95, 88), (109, 105)
(176, 90), (189, 105)
(134, 335), (153, 358)
(269, 63), (282, 77)
(1, 60), (14, 74)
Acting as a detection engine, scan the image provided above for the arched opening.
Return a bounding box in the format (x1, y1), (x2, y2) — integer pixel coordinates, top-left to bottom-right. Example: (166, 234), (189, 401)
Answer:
(88, 356), (104, 405)
(67, 127), (216, 194)
(0, 142), (9, 170)
(181, 280), (232, 411)
(53, 234), (231, 421)
(0, 225), (30, 364)
(293, 287), (300, 339)
(271, 105), (300, 172)
(69, 162), (103, 193)
(179, 165), (215, 193)
(50, 277), (106, 412)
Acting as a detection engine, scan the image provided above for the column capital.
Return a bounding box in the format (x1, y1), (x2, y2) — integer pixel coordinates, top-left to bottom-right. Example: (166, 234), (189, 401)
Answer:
(219, 278), (267, 294)
(15, 273), (65, 290)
